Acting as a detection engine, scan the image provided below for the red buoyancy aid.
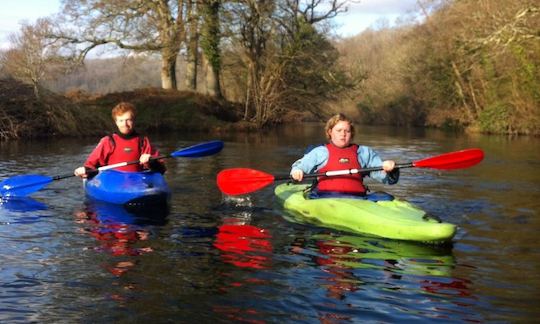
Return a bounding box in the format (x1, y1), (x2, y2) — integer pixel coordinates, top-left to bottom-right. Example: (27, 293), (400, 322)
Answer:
(317, 143), (366, 194)
(107, 134), (144, 172)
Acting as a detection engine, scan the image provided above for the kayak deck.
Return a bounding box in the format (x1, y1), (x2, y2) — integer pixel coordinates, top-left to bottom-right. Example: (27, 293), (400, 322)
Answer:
(85, 170), (170, 206)
(275, 183), (456, 243)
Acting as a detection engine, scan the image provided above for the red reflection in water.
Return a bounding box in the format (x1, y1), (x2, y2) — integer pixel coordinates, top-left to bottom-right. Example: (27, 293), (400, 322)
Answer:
(421, 277), (473, 298)
(74, 209), (152, 277)
(214, 222), (272, 270)
(212, 305), (266, 324)
(291, 238), (357, 322)
(315, 240), (359, 301)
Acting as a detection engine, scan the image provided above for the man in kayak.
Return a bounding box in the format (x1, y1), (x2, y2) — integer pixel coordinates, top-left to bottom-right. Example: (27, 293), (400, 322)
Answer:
(74, 102), (166, 178)
(290, 113), (399, 198)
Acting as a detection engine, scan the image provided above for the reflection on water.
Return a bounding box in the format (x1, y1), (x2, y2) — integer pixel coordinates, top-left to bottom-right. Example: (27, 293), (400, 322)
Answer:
(214, 197), (273, 279)
(286, 233), (481, 321)
(308, 234), (455, 277)
(74, 201), (169, 276)
(0, 127), (539, 322)
(0, 196), (48, 213)
(215, 220), (272, 270)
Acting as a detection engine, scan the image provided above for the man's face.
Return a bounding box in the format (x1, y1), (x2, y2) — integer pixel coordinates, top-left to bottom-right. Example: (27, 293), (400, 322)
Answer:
(115, 111), (134, 135)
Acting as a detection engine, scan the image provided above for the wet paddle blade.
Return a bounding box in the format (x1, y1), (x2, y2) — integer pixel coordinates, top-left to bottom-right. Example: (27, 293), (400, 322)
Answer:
(171, 140), (224, 158)
(413, 148), (484, 170)
(0, 175), (53, 197)
(217, 168), (275, 195)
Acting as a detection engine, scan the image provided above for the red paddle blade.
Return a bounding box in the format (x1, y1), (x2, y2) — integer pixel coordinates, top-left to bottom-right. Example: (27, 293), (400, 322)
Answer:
(217, 168), (275, 195)
(413, 148), (484, 170)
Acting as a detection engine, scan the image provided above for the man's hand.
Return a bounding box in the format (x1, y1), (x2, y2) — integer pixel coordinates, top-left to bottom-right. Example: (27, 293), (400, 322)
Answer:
(140, 153), (151, 165)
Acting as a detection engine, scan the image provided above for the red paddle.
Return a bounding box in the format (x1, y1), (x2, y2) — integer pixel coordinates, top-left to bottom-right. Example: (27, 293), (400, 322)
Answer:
(216, 148), (484, 196)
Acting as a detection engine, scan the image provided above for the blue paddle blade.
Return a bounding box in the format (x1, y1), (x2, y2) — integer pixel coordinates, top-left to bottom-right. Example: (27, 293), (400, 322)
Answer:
(0, 174), (53, 197)
(0, 196), (48, 212)
(171, 140), (224, 158)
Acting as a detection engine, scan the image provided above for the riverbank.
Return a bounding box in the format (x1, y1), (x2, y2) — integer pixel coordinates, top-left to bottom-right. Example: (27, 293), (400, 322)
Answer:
(71, 87), (246, 133)
(0, 78), (253, 141)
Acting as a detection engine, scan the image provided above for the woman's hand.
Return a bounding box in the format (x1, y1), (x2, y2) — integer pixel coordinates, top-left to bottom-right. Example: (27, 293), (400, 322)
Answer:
(382, 160), (396, 172)
(291, 169), (304, 182)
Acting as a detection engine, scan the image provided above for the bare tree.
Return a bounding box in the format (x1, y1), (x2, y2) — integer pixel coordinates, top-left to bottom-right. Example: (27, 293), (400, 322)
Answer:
(230, 0), (275, 122)
(230, 0), (350, 126)
(1, 19), (71, 99)
(54, 0), (188, 90)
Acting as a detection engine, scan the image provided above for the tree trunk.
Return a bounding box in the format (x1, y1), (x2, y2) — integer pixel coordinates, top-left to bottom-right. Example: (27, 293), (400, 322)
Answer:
(451, 60), (474, 121)
(205, 57), (222, 98)
(185, 0), (198, 90)
(185, 42), (198, 91)
(200, 0), (222, 98)
(243, 60), (256, 120)
(161, 51), (177, 90)
(32, 81), (40, 100)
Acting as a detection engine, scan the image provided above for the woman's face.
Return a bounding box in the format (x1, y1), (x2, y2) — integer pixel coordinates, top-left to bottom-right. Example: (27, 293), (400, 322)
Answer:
(328, 120), (352, 148)
(115, 111), (134, 135)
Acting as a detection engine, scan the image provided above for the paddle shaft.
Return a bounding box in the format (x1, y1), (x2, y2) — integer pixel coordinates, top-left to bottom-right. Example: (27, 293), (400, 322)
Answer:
(273, 162), (413, 181)
(53, 154), (171, 180)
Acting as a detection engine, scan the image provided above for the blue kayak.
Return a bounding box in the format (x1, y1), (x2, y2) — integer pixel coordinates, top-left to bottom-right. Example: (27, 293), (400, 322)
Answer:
(84, 170), (171, 206)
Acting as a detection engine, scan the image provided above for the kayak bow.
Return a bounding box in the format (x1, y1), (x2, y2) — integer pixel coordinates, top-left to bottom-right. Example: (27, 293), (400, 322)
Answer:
(85, 170), (171, 206)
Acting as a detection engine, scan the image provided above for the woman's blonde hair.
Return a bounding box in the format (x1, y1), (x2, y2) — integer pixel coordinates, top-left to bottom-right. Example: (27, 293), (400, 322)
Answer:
(325, 113), (355, 140)
(111, 102), (136, 120)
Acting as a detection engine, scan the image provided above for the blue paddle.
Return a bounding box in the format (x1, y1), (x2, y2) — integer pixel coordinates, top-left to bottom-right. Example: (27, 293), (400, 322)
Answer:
(0, 140), (224, 197)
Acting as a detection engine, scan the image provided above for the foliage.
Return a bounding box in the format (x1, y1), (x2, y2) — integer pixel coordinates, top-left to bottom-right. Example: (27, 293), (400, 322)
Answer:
(478, 102), (509, 134)
(226, 0), (353, 126)
(336, 0), (539, 135)
(4, 0), (537, 136)
(280, 20), (354, 115)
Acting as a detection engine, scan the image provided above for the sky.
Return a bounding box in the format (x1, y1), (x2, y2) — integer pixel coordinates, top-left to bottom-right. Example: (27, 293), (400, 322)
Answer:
(335, 0), (419, 36)
(0, 0), (419, 49)
(0, 0), (62, 48)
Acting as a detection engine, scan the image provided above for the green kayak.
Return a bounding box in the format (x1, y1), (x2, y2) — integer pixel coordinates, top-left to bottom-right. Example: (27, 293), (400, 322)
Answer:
(274, 183), (456, 243)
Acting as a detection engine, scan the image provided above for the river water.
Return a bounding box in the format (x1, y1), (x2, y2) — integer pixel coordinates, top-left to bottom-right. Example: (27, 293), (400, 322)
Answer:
(0, 124), (539, 323)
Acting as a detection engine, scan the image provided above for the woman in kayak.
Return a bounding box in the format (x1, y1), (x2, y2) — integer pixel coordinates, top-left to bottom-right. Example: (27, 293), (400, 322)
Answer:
(74, 102), (166, 178)
(290, 113), (398, 198)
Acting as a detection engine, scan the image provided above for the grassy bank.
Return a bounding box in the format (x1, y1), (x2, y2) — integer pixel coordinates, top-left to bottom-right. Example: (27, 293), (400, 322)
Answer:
(0, 78), (244, 140)
(72, 87), (243, 132)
